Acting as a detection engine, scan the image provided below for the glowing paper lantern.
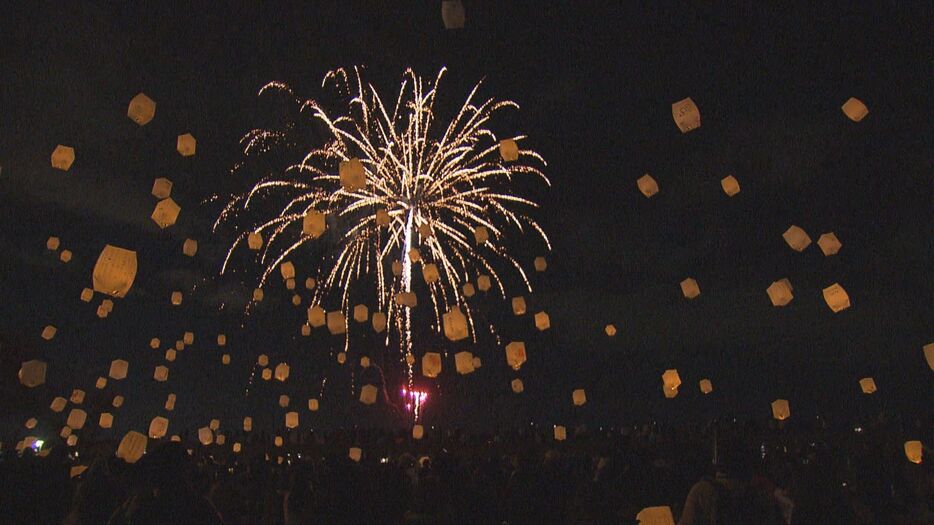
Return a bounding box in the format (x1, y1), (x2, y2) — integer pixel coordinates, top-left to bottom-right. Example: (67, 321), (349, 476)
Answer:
(285, 412), (299, 429)
(422, 352), (442, 378)
(303, 210), (326, 238)
(572, 389), (587, 406)
(112, 395), (124, 408)
(261, 368), (272, 380)
(392, 260), (402, 276)
(222, 354), (230, 364)
(149, 417), (169, 439)
(279, 261), (295, 280)
(771, 399), (791, 421)
(326, 311), (347, 335)
(499, 139), (519, 161)
(93, 245), (138, 298)
(477, 275), (492, 292)
(149, 337), (160, 349)
(210, 418), (221, 430)
(176, 133), (196, 157)
(41, 325), (57, 340)
(511, 379), (524, 393)
(680, 278), (700, 299)
(376, 208), (390, 226)
(151, 198), (181, 228)
(663, 386), (679, 399)
(99, 413), (113, 428)
(253, 288), (264, 302)
(70, 389), (85, 404)
(408, 248), (421, 263)
(534, 256), (547, 272)
(672, 97), (700, 133)
(782, 225), (812, 252)
(51, 145), (75, 171)
(337, 352), (347, 364)
(67, 408), (87, 429)
(462, 283), (475, 297)
(257, 354), (269, 367)
(699, 379), (714, 394)
(305, 277), (316, 290)
(441, 0), (465, 29)
(904, 441), (923, 464)
(512, 296), (527, 315)
(817, 232), (842, 256)
(95, 377), (107, 389)
(636, 506), (675, 525)
(80, 288), (94, 302)
(232, 443), (241, 453)
(395, 291), (417, 308)
(924, 343), (934, 371)
(360, 384), (378, 405)
(472, 356), (482, 369)
(216, 334), (226, 346)
(353, 304), (369, 323)
(422, 263), (440, 284)
(505, 342), (527, 370)
(412, 424), (424, 440)
(534, 311), (550, 331)
(443, 306), (468, 341)
(152, 177), (172, 199)
(127, 92), (155, 125)
(308, 305), (326, 327)
(469, 227), (489, 247)
(841, 97), (869, 122)
(637, 174), (659, 198)
(822, 283), (851, 313)
(153, 365), (169, 382)
(109, 359), (128, 380)
(182, 239), (198, 257)
(455, 351), (475, 375)
(50, 396), (67, 412)
(18, 360), (47, 387)
(662, 369), (682, 390)
(66, 435), (78, 447)
(766, 279), (794, 306)
(243, 417), (252, 431)
(308, 399), (319, 411)
(116, 431), (148, 463)
(198, 427), (213, 445)
(554, 425), (567, 441)
(339, 158), (366, 191)
(348, 447), (362, 462)
(720, 175), (740, 196)
(605, 324), (617, 337)
(47, 236), (60, 250)
(859, 377), (877, 394)
(165, 393), (176, 411)
(274, 362), (290, 382)
(372, 311), (387, 333)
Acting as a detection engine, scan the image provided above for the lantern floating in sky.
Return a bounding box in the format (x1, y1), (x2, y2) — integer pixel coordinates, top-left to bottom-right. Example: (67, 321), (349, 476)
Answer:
(512, 296), (527, 316)
(19, 360), (47, 387)
(412, 424), (424, 440)
(505, 341), (527, 370)
(662, 369), (682, 391)
(771, 399), (791, 421)
(395, 291), (417, 308)
(41, 325), (57, 340)
(149, 417), (169, 439)
(253, 288), (264, 302)
(176, 133), (196, 157)
(326, 311), (347, 335)
(339, 158), (366, 191)
(109, 359), (128, 380)
(455, 351), (475, 375)
(572, 389), (587, 406)
(511, 378), (524, 393)
(375, 208), (390, 227)
(372, 311), (387, 333)
(243, 417), (252, 431)
(70, 389), (85, 404)
(441, 0), (465, 29)
(422, 263), (440, 284)
(67, 409), (87, 429)
(153, 365), (169, 382)
(672, 97), (701, 133)
(636, 506), (675, 525)
(859, 377), (877, 394)
(165, 393), (176, 411)
(924, 342), (934, 371)
(152, 177), (172, 199)
(99, 413), (113, 428)
(904, 441), (923, 464)
(699, 379), (714, 394)
(279, 261), (295, 280)
(93, 245), (138, 298)
(46, 236), (60, 250)
(50, 397), (67, 412)
(474, 226), (489, 244)
(637, 174), (659, 198)
(605, 324), (617, 337)
(720, 175), (740, 196)
(302, 210), (326, 238)
(285, 412), (299, 429)
(534, 311), (551, 331)
(151, 198), (181, 228)
(680, 278), (700, 299)
(112, 395), (124, 408)
(348, 447), (362, 462)
(198, 427), (213, 446)
(766, 279), (794, 306)
(499, 139), (519, 161)
(51, 145), (75, 171)
(171, 291), (183, 305)
(443, 306), (468, 341)
(822, 283), (851, 313)
(359, 384), (377, 405)
(841, 97), (869, 122)
(183, 238), (198, 257)
(817, 232), (842, 256)
(275, 362), (290, 382)
(782, 225), (812, 252)
(353, 304), (369, 323)
(95, 377), (107, 389)
(554, 425), (567, 441)
(59, 249), (73, 263)
(308, 399), (319, 411)
(127, 92), (156, 125)
(116, 431), (148, 463)
(422, 352), (442, 378)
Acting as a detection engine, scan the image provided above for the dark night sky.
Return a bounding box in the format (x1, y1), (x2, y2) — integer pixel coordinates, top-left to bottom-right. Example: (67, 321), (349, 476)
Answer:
(1, 2), (931, 437)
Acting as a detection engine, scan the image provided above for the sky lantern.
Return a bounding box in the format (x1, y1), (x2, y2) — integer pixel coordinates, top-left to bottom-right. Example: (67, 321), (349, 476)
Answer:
(151, 178), (172, 199)
(771, 399), (791, 421)
(680, 278), (700, 299)
(511, 379), (524, 393)
(782, 225), (812, 252)
(720, 175), (740, 196)
(422, 352), (442, 378)
(454, 351), (475, 375)
(19, 360), (47, 387)
(116, 431), (147, 463)
(672, 97), (700, 132)
(534, 256), (547, 272)
(534, 311), (551, 331)
(822, 283), (851, 313)
(443, 306), (468, 341)
(572, 389), (587, 406)
(499, 139), (519, 161)
(151, 198), (181, 228)
(637, 174), (659, 197)
(359, 384), (377, 405)
(176, 133), (196, 156)
(303, 210), (326, 238)
(766, 279), (794, 306)
(441, 0), (465, 29)
(505, 342), (527, 370)
(841, 97), (869, 122)
(51, 145), (75, 171)
(636, 506), (675, 524)
(339, 158), (366, 191)
(817, 232), (842, 256)
(93, 245), (137, 298)
(127, 92), (155, 125)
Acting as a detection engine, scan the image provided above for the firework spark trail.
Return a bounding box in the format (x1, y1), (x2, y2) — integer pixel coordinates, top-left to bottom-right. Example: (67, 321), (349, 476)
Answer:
(215, 66), (550, 388)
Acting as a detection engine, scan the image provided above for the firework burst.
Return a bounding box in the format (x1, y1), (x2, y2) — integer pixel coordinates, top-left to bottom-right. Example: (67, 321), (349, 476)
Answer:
(214, 67), (550, 382)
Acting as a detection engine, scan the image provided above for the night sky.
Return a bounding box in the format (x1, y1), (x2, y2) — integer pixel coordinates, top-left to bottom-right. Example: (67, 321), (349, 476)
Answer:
(1, 2), (931, 437)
